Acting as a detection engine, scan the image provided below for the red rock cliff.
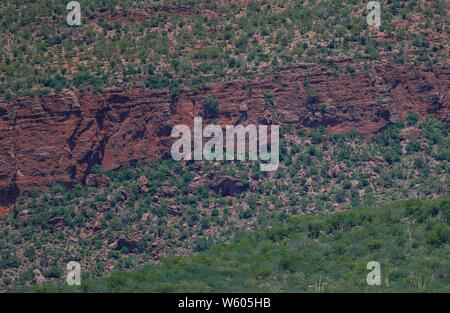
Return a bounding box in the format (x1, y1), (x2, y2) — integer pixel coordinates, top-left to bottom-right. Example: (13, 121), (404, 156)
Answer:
(0, 62), (448, 204)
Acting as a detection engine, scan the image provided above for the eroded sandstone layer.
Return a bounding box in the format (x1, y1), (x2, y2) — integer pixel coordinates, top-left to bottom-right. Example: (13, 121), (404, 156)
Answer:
(0, 62), (448, 204)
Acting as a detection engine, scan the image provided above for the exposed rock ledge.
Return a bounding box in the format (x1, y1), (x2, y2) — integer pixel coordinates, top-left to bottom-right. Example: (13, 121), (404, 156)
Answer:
(0, 62), (448, 205)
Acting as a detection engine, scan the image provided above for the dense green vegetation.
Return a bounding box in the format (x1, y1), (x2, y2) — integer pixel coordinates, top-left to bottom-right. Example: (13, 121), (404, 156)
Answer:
(27, 196), (450, 292)
(0, 0), (447, 99)
(1, 118), (448, 291)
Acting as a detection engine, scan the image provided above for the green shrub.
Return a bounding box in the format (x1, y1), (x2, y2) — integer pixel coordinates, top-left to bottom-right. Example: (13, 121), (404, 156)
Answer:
(202, 97), (219, 119)
(426, 223), (450, 246)
(194, 238), (213, 252)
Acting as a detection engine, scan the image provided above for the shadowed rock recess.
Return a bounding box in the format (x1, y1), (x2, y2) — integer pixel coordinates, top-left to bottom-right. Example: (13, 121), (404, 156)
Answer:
(0, 61), (448, 204)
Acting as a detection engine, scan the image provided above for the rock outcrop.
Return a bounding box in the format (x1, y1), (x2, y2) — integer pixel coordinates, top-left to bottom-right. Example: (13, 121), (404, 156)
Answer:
(109, 237), (141, 252)
(32, 269), (47, 285)
(48, 216), (65, 227)
(211, 176), (248, 196)
(85, 173), (111, 187)
(136, 176), (149, 193)
(0, 62), (448, 204)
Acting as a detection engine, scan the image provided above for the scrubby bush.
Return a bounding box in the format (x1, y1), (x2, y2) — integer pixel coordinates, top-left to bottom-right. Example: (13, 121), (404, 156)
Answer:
(202, 97), (219, 119)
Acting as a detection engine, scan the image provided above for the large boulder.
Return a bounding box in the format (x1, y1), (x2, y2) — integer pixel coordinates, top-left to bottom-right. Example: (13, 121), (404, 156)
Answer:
(399, 127), (423, 141)
(33, 269), (47, 285)
(136, 176), (149, 193)
(210, 176), (248, 196)
(158, 185), (177, 197)
(168, 205), (182, 216)
(109, 237), (141, 252)
(85, 174), (110, 188)
(48, 216), (64, 227)
(188, 176), (204, 193)
(0, 205), (10, 216)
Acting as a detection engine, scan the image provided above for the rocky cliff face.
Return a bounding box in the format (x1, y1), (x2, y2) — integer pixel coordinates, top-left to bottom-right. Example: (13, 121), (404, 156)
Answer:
(0, 61), (448, 205)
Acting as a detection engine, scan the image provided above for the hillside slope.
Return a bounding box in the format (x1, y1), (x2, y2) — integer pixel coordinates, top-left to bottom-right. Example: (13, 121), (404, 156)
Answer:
(1, 118), (449, 291)
(0, 62), (448, 198)
(0, 0), (448, 199)
(0, 0), (449, 294)
(28, 196), (450, 292)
